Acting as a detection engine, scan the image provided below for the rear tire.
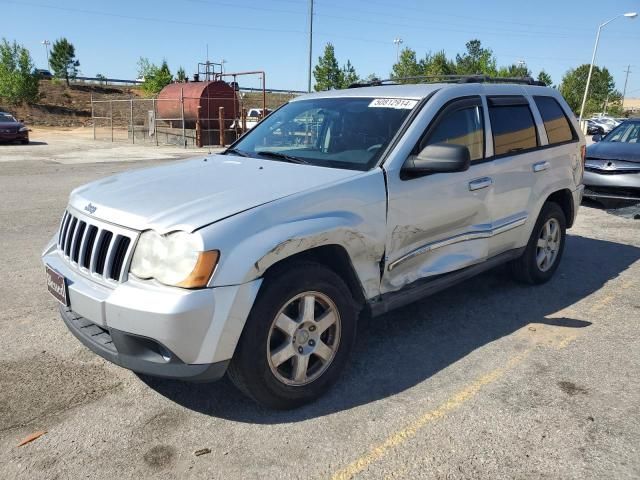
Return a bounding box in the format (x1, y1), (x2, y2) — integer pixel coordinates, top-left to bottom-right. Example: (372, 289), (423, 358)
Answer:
(227, 261), (358, 409)
(510, 202), (566, 285)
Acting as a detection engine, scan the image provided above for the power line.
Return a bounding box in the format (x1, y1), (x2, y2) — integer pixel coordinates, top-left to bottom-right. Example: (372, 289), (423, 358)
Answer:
(0, 0), (306, 35)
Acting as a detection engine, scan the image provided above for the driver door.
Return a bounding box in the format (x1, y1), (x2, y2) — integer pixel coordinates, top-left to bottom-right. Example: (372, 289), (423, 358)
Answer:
(381, 96), (495, 293)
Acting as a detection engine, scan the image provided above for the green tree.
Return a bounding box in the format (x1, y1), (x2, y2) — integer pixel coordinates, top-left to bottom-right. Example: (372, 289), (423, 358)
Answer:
(137, 58), (173, 96)
(176, 66), (187, 83)
(537, 70), (553, 87)
(95, 73), (107, 85)
(455, 39), (497, 75)
(391, 47), (422, 82)
(0, 39), (39, 105)
(496, 63), (531, 78)
(340, 60), (359, 88)
(559, 64), (618, 115)
(313, 43), (343, 91)
(423, 50), (456, 77)
(49, 38), (80, 86)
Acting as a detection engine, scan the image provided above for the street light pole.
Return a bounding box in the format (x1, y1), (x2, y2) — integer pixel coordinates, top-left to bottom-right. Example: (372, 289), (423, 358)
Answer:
(307, 0), (314, 93)
(393, 37), (403, 62)
(578, 12), (637, 122)
(41, 40), (50, 67)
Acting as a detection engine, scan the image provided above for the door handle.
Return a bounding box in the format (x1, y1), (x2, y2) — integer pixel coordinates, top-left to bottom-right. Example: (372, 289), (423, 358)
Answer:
(468, 177), (493, 191)
(533, 161), (550, 172)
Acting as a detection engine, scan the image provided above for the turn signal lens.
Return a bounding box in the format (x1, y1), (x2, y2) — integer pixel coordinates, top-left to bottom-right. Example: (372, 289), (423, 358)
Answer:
(176, 250), (220, 288)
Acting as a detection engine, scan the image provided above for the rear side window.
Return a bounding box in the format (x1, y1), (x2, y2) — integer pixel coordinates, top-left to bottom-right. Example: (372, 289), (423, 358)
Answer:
(421, 99), (484, 161)
(488, 97), (538, 156)
(534, 96), (575, 144)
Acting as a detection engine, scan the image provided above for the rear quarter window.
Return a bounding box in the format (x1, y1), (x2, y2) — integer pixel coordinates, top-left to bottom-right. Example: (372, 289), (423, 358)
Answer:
(534, 96), (576, 145)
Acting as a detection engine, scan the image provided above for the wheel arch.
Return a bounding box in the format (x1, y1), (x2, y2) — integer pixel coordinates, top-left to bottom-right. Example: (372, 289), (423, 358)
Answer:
(260, 244), (368, 307)
(545, 188), (575, 228)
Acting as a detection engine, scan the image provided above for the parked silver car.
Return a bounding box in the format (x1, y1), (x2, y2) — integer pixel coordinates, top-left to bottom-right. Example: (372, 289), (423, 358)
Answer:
(43, 78), (585, 408)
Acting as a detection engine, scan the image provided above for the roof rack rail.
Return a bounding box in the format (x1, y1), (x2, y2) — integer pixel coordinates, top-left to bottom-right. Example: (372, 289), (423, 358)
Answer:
(347, 75), (546, 89)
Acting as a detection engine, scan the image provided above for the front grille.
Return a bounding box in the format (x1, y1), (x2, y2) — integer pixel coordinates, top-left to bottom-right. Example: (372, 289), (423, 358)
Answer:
(57, 209), (138, 283)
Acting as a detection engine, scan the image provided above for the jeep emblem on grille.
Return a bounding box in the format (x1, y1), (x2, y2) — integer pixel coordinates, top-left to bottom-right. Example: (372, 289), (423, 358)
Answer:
(84, 203), (97, 214)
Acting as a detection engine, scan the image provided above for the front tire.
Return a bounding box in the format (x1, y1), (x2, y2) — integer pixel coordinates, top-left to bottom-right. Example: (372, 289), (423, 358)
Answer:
(227, 261), (358, 409)
(510, 202), (566, 284)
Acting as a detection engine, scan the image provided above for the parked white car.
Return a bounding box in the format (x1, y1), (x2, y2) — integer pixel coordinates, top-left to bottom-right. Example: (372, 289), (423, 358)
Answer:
(43, 77), (585, 408)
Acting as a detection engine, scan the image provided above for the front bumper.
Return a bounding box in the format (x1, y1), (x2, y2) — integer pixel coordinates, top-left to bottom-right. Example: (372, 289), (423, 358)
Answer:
(0, 131), (28, 142)
(42, 239), (262, 380)
(60, 306), (229, 381)
(584, 170), (640, 200)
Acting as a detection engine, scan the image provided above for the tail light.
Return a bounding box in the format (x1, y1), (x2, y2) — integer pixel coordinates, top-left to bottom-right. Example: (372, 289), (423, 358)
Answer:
(579, 145), (586, 183)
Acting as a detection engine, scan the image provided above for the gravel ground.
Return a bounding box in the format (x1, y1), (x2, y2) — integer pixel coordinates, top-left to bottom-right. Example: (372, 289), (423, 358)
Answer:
(0, 139), (639, 479)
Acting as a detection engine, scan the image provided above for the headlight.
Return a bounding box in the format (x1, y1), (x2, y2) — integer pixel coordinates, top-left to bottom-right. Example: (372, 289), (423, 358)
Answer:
(130, 230), (219, 288)
(19, 126), (28, 132)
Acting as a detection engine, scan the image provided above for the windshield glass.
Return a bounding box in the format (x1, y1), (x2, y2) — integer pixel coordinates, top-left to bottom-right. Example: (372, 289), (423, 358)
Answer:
(229, 97), (418, 170)
(603, 122), (640, 143)
(0, 114), (17, 123)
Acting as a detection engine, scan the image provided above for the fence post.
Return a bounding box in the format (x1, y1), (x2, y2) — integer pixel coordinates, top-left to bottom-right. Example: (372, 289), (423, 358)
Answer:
(218, 107), (225, 147)
(153, 98), (158, 146)
(130, 98), (134, 144)
(181, 87), (186, 148)
(110, 100), (114, 142)
(91, 94), (96, 140)
(241, 108), (247, 134)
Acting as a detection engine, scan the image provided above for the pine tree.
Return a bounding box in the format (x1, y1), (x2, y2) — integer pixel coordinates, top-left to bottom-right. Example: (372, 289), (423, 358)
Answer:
(391, 48), (422, 82)
(49, 38), (80, 86)
(537, 70), (553, 87)
(176, 66), (187, 83)
(313, 43), (343, 91)
(340, 60), (359, 88)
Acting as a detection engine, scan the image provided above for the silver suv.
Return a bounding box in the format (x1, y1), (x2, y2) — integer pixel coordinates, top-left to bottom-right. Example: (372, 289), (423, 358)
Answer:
(42, 78), (585, 409)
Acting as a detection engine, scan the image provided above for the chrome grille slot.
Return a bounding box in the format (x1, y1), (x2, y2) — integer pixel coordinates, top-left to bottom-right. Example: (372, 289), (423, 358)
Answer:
(56, 209), (138, 285)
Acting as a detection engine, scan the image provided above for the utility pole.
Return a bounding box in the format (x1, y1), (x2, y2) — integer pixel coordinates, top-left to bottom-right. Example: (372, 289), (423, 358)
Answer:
(307, 0), (314, 93)
(622, 65), (631, 111)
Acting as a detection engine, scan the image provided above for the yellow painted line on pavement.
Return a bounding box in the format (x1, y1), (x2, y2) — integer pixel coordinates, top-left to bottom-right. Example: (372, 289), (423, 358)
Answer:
(331, 330), (581, 480)
(330, 349), (532, 480)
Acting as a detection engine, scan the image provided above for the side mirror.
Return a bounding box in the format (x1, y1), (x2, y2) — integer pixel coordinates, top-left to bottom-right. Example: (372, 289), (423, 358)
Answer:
(592, 134), (602, 142)
(402, 143), (471, 177)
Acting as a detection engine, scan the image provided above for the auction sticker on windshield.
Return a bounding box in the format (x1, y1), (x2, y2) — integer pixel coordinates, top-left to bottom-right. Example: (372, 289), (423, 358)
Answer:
(369, 98), (418, 109)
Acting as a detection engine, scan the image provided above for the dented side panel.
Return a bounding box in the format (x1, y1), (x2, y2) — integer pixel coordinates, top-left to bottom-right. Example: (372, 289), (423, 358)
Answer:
(199, 169), (388, 300)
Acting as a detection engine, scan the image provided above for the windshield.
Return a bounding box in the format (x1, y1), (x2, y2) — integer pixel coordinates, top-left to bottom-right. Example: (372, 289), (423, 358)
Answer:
(229, 97), (418, 170)
(603, 122), (640, 144)
(0, 114), (17, 123)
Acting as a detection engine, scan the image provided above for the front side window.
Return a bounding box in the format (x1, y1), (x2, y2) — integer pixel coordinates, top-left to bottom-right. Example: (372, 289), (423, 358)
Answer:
(230, 97), (417, 171)
(420, 102), (484, 161)
(534, 96), (575, 145)
(488, 97), (538, 155)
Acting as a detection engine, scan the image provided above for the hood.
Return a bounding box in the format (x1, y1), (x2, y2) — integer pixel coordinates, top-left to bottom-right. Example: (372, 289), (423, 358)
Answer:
(586, 141), (640, 163)
(69, 154), (361, 233)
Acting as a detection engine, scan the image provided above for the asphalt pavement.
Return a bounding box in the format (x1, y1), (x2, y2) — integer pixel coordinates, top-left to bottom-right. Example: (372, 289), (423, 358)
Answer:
(0, 138), (638, 479)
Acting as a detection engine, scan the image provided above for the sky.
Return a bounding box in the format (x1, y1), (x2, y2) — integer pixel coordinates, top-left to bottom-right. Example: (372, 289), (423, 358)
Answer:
(2, 0), (640, 97)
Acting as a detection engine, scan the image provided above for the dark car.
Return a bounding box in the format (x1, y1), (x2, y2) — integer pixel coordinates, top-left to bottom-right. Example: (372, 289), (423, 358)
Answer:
(584, 119), (640, 201)
(35, 69), (53, 79)
(0, 112), (30, 144)
(586, 119), (605, 135)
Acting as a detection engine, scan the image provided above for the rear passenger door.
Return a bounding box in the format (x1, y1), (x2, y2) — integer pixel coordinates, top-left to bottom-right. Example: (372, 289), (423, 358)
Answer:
(484, 95), (542, 256)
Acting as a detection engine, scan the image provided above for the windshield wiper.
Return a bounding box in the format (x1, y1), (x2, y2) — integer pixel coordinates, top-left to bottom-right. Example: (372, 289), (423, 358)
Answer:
(224, 148), (250, 157)
(255, 151), (310, 164)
